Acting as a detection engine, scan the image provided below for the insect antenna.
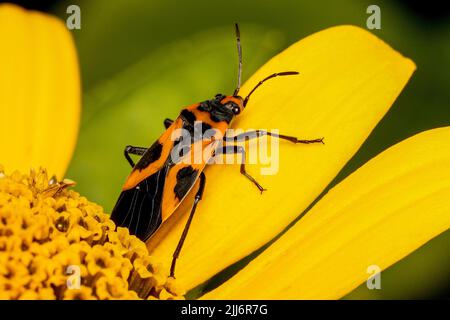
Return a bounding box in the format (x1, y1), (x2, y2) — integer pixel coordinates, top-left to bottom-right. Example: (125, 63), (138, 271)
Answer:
(243, 71), (299, 106)
(233, 23), (243, 96)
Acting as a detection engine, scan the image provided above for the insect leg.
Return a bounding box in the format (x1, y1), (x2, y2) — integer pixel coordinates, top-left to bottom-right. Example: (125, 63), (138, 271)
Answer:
(124, 145), (147, 167)
(170, 171), (206, 278)
(164, 118), (174, 129)
(216, 145), (266, 193)
(225, 130), (324, 144)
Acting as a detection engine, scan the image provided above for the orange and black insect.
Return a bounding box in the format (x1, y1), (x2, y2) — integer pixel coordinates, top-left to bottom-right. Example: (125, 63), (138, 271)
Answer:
(111, 24), (323, 277)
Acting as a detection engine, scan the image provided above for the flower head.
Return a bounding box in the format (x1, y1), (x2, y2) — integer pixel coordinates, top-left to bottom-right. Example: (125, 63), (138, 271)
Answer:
(0, 167), (184, 300)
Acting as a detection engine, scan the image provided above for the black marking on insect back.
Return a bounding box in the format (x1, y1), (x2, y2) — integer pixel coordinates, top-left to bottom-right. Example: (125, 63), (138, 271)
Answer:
(134, 141), (163, 170)
(174, 166), (199, 200)
(200, 122), (213, 134)
(179, 111), (213, 141)
(180, 118), (195, 139)
(173, 136), (182, 148)
(170, 128), (194, 165)
(181, 109), (197, 125)
(210, 104), (233, 123)
(197, 102), (211, 112)
(172, 141), (191, 162)
(180, 109), (198, 137)
(179, 145), (191, 157)
(198, 97), (234, 124)
(210, 97), (234, 123)
(111, 165), (168, 241)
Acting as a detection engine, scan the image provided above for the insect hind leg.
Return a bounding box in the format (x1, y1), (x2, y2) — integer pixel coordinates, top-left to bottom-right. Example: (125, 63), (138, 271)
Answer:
(170, 171), (206, 278)
(124, 145), (147, 167)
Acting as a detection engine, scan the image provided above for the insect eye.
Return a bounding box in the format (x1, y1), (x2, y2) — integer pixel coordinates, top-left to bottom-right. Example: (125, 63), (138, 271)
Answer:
(232, 106), (240, 115)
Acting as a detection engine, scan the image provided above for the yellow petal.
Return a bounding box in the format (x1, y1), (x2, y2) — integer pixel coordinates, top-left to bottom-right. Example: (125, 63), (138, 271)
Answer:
(0, 4), (80, 178)
(204, 127), (450, 299)
(148, 25), (416, 289)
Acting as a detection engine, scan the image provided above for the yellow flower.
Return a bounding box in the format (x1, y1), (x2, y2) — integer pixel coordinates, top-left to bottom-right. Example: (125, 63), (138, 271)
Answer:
(0, 168), (184, 299)
(1, 3), (449, 300)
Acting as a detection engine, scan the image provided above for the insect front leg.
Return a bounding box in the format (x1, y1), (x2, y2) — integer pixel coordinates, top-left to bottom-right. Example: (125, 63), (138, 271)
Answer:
(216, 145), (266, 194)
(124, 145), (147, 167)
(224, 130), (324, 144)
(170, 171), (206, 278)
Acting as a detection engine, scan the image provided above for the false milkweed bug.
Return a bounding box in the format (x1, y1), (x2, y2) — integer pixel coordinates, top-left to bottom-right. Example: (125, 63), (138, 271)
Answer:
(110, 24), (324, 277)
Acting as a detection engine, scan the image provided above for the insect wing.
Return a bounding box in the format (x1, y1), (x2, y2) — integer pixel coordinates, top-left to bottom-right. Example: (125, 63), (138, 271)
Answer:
(111, 165), (169, 241)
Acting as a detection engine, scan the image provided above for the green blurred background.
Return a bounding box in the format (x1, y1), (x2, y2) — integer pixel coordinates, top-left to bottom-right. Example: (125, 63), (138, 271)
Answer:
(6, 0), (449, 299)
